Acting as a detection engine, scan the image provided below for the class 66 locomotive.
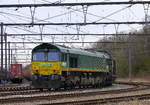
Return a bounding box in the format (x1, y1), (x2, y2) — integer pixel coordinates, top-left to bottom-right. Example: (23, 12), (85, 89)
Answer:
(31, 43), (116, 90)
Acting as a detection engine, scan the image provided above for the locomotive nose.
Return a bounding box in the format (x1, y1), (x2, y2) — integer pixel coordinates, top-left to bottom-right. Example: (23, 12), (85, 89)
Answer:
(32, 62), (62, 75)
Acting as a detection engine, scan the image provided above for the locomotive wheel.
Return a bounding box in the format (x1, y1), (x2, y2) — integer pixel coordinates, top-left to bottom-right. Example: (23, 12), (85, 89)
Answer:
(77, 81), (81, 88)
(39, 88), (43, 91)
(70, 82), (75, 89)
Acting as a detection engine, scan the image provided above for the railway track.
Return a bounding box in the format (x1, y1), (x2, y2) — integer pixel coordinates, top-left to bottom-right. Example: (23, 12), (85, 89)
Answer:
(42, 93), (150, 105)
(0, 82), (135, 97)
(0, 82), (149, 104)
(0, 86), (33, 92)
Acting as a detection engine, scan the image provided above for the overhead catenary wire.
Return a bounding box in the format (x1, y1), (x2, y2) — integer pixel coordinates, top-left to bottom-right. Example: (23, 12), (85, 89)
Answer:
(0, 1), (149, 34)
(93, 5), (133, 23)
(33, 0), (150, 35)
(0, 41), (147, 44)
(2, 21), (150, 26)
(0, 2), (149, 45)
(0, 2), (141, 41)
(0, 3), (110, 38)
(0, 1), (150, 8)
(3, 33), (150, 36)
(0, 0), (143, 39)
(0, 8), (91, 36)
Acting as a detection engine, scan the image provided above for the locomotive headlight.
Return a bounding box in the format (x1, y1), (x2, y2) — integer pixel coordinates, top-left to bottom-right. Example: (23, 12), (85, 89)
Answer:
(54, 70), (58, 73)
(32, 70), (38, 74)
(33, 66), (39, 71)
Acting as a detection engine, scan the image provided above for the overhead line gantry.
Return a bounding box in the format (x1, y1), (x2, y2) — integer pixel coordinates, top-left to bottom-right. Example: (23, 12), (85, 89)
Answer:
(4, 33), (150, 36)
(0, 1), (150, 8)
(3, 21), (150, 26)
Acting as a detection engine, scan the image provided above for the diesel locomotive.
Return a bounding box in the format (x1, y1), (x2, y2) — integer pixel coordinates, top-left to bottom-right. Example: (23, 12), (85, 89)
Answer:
(31, 43), (116, 89)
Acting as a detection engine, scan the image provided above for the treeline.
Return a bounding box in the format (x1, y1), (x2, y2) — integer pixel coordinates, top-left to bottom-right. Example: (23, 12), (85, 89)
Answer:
(91, 25), (150, 78)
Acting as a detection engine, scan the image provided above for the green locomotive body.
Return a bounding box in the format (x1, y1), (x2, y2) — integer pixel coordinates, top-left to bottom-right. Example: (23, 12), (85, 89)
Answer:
(31, 43), (116, 89)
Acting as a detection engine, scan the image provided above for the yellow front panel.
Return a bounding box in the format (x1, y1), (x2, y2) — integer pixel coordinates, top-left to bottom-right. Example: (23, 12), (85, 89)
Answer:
(31, 61), (62, 75)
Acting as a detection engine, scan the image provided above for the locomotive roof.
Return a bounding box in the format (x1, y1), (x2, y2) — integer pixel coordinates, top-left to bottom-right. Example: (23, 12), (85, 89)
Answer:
(32, 43), (111, 59)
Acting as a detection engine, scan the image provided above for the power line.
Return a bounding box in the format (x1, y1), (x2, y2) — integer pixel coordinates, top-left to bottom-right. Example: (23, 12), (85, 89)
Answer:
(3, 21), (150, 26)
(0, 48), (32, 50)
(0, 1), (150, 8)
(4, 33), (150, 36)
(0, 41), (140, 44)
(0, 1), (143, 36)
(94, 5), (132, 23)
(40, 0), (117, 22)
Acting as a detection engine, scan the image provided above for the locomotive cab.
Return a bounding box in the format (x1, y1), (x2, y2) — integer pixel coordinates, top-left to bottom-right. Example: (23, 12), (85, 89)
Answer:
(32, 51), (61, 75)
(31, 44), (62, 89)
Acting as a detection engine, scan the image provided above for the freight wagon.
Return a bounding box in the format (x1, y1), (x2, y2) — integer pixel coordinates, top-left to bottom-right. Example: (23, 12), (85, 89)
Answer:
(10, 64), (23, 83)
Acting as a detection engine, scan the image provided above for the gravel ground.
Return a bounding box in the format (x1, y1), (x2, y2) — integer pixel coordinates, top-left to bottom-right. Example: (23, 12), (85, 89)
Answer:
(42, 89), (150, 104)
(0, 81), (30, 88)
(4, 100), (150, 105)
(109, 100), (150, 105)
(116, 78), (150, 83)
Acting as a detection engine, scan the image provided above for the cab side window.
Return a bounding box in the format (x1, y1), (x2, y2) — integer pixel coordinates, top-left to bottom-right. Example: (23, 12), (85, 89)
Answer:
(69, 57), (78, 68)
(61, 53), (67, 62)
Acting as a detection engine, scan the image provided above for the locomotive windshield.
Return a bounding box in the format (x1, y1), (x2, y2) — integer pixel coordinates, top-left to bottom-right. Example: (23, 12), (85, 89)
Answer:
(32, 51), (59, 61)
(32, 52), (45, 61)
(48, 52), (59, 61)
